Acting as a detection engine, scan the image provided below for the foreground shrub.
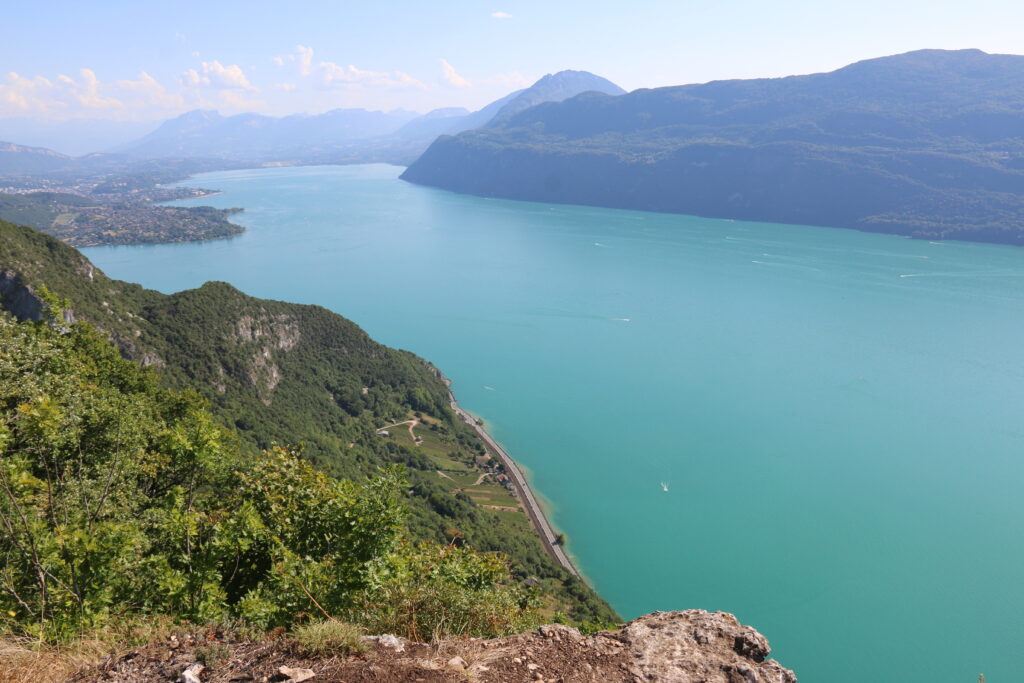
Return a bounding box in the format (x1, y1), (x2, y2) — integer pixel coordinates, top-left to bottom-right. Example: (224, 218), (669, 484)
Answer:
(351, 541), (542, 641)
(0, 311), (541, 644)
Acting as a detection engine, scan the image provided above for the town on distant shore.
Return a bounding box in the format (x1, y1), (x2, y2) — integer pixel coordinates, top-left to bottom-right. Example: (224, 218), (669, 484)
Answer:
(5, 49), (1023, 247)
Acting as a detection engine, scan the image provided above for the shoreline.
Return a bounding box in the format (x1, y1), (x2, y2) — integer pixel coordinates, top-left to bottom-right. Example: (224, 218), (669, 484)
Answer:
(150, 170), (583, 581)
(440, 376), (582, 579)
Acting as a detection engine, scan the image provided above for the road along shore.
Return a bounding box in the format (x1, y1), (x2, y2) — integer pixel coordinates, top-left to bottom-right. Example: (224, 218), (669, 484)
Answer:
(442, 383), (581, 579)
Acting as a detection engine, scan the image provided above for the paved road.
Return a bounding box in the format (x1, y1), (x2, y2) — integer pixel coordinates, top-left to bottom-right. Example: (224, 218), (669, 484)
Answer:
(446, 390), (581, 578)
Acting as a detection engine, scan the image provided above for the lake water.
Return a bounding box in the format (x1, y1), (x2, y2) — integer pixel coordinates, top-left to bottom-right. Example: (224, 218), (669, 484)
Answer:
(84, 164), (1024, 682)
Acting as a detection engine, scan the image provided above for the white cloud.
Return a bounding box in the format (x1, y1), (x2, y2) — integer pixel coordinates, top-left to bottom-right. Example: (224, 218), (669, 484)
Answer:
(440, 59), (471, 88)
(115, 72), (185, 110)
(316, 61), (426, 90)
(67, 68), (124, 110)
(273, 46), (315, 76)
(394, 71), (426, 89)
(296, 45), (314, 77)
(270, 45), (426, 92)
(0, 69), (191, 118)
(3, 68), (126, 115)
(0, 72), (56, 113)
(0, 49), (527, 120)
(491, 11), (512, 19)
(182, 60), (256, 90)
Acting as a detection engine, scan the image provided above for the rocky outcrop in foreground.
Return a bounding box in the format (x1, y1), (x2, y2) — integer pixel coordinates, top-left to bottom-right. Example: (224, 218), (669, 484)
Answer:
(73, 610), (795, 682)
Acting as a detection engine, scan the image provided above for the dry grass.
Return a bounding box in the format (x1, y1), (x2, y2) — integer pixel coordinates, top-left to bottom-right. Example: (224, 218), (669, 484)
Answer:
(290, 620), (367, 657)
(0, 618), (178, 683)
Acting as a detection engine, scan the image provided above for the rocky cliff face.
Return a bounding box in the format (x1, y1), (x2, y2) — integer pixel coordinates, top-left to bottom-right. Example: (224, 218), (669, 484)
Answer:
(73, 610), (795, 682)
(0, 270), (44, 322)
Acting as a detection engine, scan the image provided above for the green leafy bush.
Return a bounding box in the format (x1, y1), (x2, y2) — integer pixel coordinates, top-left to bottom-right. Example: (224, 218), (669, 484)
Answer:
(0, 219), (619, 627)
(0, 313), (539, 643)
(351, 541), (541, 641)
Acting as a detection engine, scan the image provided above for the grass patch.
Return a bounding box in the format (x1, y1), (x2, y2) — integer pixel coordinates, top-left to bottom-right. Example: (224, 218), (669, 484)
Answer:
(290, 621), (367, 657)
(466, 486), (521, 507)
(195, 642), (231, 669)
(0, 616), (178, 683)
(52, 212), (78, 227)
(424, 452), (474, 472)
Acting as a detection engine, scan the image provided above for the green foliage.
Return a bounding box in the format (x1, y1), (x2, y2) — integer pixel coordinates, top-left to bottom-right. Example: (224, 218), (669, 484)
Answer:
(0, 193), (92, 231)
(351, 541), (541, 641)
(225, 448), (405, 628)
(0, 315), (541, 642)
(0, 314), (240, 639)
(194, 642), (231, 669)
(290, 620), (367, 657)
(0, 219), (619, 627)
(0, 313), (552, 643)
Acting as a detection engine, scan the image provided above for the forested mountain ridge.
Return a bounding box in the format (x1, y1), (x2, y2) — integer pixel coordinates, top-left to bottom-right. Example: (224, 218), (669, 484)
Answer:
(0, 141), (73, 174)
(402, 49), (1024, 244)
(0, 219), (616, 625)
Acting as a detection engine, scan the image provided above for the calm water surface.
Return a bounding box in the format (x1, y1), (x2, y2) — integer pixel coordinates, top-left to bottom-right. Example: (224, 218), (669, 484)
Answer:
(84, 164), (1024, 682)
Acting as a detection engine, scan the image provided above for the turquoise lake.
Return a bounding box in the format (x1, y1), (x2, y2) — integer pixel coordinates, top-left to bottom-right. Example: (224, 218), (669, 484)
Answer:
(84, 164), (1024, 682)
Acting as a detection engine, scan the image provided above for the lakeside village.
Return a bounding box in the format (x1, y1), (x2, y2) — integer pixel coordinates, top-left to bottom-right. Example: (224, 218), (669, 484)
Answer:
(0, 177), (242, 247)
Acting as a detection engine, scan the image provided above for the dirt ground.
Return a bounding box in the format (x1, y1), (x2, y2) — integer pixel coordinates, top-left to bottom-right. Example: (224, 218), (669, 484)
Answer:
(69, 610), (796, 683)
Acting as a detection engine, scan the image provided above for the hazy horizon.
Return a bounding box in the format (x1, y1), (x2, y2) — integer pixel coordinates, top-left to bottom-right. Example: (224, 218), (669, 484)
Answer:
(4, 0), (1024, 126)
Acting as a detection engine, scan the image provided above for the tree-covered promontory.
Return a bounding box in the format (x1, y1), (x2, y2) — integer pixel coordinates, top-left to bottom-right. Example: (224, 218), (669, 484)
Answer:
(402, 49), (1024, 244)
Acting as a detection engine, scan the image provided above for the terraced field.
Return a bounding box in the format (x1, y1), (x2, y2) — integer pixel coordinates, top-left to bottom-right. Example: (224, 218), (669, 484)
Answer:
(378, 413), (524, 513)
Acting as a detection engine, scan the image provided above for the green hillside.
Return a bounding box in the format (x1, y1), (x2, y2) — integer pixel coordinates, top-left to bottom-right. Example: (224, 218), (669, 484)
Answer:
(0, 218), (616, 625)
(402, 49), (1024, 244)
(0, 306), (542, 643)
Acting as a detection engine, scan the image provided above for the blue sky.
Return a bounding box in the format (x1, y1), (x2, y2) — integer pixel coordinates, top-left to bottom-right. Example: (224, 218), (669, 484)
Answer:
(3, 0), (1023, 121)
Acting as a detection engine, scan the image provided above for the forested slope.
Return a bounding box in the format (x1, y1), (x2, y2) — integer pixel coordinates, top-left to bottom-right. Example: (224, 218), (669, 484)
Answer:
(0, 219), (616, 625)
(403, 49), (1024, 244)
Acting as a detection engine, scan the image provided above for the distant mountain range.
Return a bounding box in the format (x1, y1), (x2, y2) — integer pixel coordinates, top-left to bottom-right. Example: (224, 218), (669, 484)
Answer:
(402, 49), (1024, 244)
(112, 107), (419, 158)
(0, 118), (158, 156)
(108, 70), (625, 163)
(0, 141), (73, 175)
(0, 70), (625, 170)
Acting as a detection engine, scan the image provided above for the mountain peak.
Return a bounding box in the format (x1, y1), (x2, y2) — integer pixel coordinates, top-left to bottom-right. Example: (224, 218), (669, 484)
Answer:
(486, 70), (625, 126)
(173, 109), (224, 123)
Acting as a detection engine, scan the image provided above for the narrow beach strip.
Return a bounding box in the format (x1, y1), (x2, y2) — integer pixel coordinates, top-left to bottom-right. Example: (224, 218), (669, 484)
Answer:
(442, 382), (582, 579)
